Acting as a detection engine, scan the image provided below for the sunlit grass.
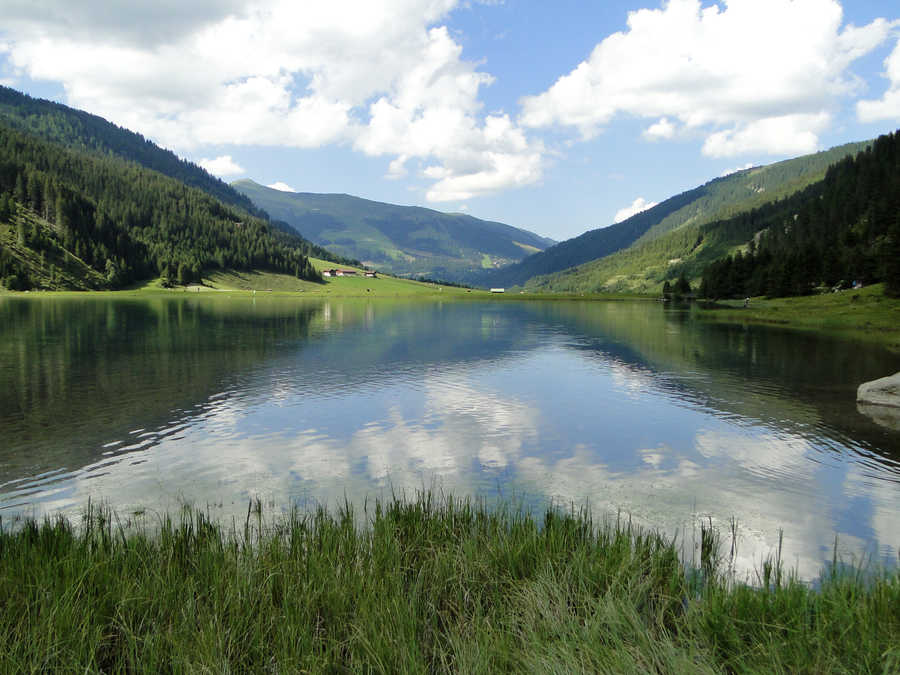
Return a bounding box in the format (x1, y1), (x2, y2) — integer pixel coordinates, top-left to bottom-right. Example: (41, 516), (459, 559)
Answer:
(698, 283), (900, 352)
(2, 493), (898, 672)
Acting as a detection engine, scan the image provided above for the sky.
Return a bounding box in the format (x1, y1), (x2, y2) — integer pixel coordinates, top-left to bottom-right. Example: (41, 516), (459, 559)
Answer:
(1, 0), (899, 241)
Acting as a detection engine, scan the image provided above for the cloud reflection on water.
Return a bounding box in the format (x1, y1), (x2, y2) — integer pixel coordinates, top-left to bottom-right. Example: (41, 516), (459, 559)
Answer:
(513, 427), (888, 581)
(3, 299), (899, 583)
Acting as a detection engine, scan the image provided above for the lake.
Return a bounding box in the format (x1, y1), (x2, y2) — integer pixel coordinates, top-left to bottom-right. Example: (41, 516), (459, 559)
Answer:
(1, 295), (899, 579)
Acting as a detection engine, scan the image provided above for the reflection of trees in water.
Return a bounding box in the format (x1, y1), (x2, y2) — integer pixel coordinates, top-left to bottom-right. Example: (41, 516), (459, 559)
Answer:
(0, 297), (324, 479)
(3, 297), (898, 492)
(517, 301), (900, 469)
(0, 299), (541, 486)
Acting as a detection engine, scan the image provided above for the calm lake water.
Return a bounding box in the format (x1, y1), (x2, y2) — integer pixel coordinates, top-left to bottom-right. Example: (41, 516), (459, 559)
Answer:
(2, 295), (899, 579)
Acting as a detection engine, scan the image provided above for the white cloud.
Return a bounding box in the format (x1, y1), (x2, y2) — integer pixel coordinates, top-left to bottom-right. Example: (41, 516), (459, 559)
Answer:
(702, 112), (831, 158)
(0, 0), (246, 47)
(520, 0), (895, 156)
(0, 0), (542, 202)
(198, 154), (245, 177)
(643, 117), (676, 140)
(353, 30), (544, 201)
(720, 162), (754, 177)
(267, 181), (297, 192)
(857, 36), (900, 122)
(387, 155), (410, 179)
(614, 197), (658, 223)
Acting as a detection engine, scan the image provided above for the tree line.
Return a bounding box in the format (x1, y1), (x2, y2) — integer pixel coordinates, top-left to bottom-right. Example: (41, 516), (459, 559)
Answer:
(699, 130), (900, 299)
(0, 86), (263, 217)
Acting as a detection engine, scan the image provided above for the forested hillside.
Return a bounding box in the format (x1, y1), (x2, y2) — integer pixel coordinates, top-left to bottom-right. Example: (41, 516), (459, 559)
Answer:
(700, 130), (900, 298)
(234, 179), (555, 279)
(0, 86), (262, 217)
(519, 140), (871, 294)
(0, 121), (325, 290)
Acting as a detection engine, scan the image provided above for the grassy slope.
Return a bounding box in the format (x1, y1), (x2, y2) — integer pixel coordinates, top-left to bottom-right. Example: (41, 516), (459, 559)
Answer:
(697, 283), (900, 352)
(203, 259), (478, 297)
(523, 219), (734, 294)
(520, 140), (870, 294)
(2, 495), (898, 673)
(0, 208), (106, 290)
(232, 179), (554, 278)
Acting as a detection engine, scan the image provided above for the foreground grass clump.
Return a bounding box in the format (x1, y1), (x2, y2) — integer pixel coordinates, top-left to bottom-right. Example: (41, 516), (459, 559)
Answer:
(1, 496), (898, 673)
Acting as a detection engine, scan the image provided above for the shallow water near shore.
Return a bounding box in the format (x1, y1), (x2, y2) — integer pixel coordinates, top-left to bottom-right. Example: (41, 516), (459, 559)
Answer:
(1, 295), (899, 579)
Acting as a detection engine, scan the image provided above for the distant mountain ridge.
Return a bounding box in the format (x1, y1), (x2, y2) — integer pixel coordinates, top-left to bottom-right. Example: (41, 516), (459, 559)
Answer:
(233, 179), (555, 279)
(479, 139), (869, 291)
(472, 184), (709, 288)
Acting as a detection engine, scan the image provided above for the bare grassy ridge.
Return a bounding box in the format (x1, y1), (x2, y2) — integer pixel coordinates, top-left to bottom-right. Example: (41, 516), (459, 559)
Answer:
(2, 494), (898, 672)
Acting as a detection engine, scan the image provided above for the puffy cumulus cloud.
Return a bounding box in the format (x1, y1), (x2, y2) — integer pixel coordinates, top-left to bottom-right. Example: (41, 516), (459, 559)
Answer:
(613, 197), (658, 224)
(0, 0), (542, 202)
(267, 181), (297, 192)
(198, 154), (245, 177)
(857, 37), (900, 122)
(520, 0), (895, 156)
(353, 29), (544, 201)
(701, 112), (831, 158)
(643, 117), (676, 141)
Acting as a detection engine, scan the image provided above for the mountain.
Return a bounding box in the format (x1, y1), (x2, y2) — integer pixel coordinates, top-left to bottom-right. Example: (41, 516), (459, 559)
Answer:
(232, 179), (555, 279)
(0, 86), (364, 291)
(480, 140), (869, 291)
(699, 130), (900, 299)
(0, 116), (329, 290)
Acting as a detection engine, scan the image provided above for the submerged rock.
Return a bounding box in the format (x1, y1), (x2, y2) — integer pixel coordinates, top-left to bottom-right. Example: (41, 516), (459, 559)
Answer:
(857, 372), (900, 430)
(857, 372), (900, 408)
(857, 403), (900, 431)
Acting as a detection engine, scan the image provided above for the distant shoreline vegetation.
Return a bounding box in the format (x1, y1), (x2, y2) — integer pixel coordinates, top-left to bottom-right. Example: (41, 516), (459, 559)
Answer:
(1, 494), (898, 672)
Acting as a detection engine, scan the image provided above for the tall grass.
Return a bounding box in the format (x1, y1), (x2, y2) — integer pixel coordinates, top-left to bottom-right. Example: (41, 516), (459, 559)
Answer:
(1, 493), (898, 672)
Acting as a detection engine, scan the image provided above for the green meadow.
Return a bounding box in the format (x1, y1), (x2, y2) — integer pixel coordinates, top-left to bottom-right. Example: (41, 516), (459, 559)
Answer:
(697, 283), (900, 353)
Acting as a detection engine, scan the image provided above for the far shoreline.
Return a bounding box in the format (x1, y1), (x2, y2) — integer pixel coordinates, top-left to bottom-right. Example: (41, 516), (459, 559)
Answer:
(4, 274), (899, 352)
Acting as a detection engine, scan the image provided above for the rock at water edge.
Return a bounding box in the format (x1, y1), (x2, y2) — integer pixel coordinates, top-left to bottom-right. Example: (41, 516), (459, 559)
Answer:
(857, 372), (900, 408)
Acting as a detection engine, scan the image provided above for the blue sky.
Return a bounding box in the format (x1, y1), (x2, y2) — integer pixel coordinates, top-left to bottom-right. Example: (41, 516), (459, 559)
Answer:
(1, 0), (899, 240)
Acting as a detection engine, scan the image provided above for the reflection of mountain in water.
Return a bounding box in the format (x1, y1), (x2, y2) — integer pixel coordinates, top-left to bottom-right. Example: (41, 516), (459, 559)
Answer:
(0, 297), (324, 482)
(4, 297), (899, 505)
(287, 301), (544, 389)
(0, 298), (545, 491)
